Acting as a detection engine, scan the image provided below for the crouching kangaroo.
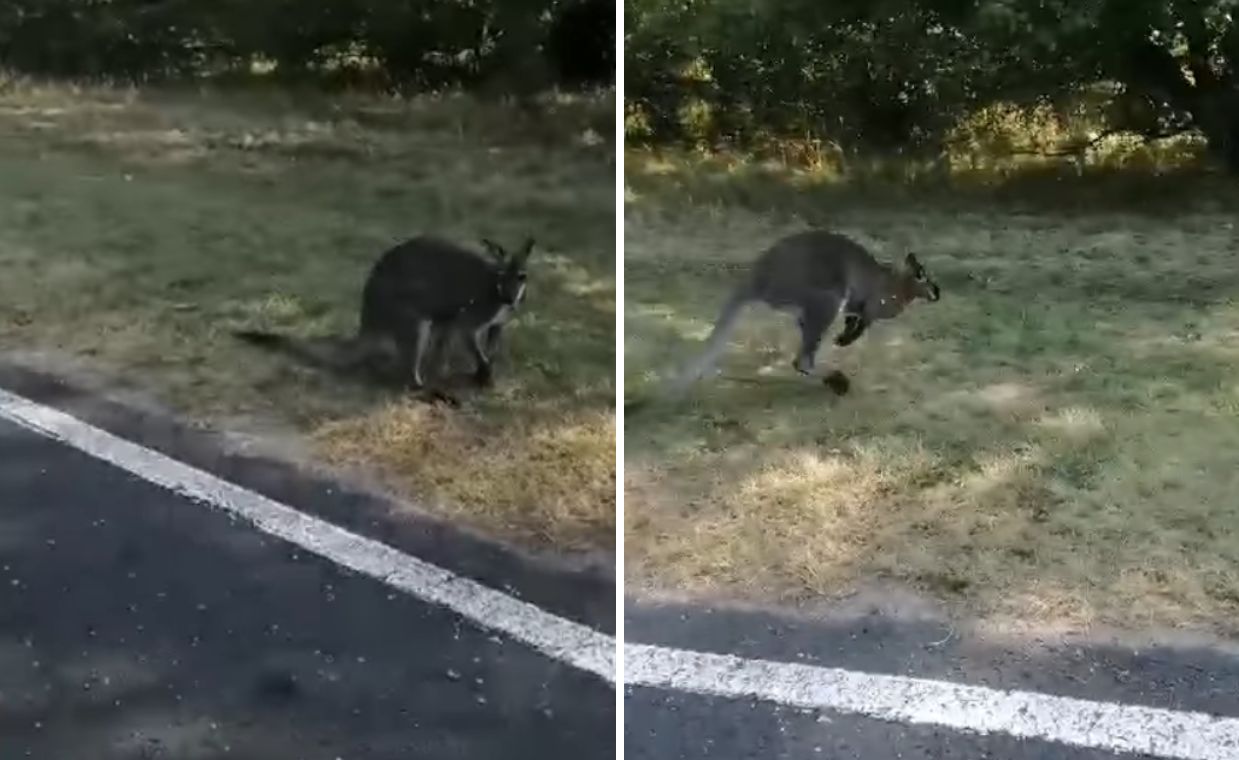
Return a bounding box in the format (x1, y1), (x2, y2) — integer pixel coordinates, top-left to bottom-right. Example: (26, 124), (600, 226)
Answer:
(235, 235), (534, 391)
(666, 230), (940, 398)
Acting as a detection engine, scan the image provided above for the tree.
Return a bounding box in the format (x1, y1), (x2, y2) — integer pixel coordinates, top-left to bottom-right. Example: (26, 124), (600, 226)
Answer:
(628, 0), (1239, 173)
(985, 0), (1239, 171)
(547, 0), (615, 87)
(0, 0), (616, 92)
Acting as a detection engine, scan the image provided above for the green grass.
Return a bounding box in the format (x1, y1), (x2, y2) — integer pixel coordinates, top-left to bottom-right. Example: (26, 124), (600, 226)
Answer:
(625, 148), (1239, 635)
(0, 77), (615, 554)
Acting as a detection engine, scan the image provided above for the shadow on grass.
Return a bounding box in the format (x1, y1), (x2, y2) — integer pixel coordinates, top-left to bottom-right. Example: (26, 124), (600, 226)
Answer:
(0, 82), (616, 553)
(627, 147), (1239, 219)
(624, 171), (1239, 632)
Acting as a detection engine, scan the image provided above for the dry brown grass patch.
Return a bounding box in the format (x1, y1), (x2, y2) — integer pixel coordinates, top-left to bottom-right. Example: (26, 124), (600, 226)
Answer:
(0, 81), (615, 556)
(317, 404), (615, 550)
(625, 190), (1239, 635)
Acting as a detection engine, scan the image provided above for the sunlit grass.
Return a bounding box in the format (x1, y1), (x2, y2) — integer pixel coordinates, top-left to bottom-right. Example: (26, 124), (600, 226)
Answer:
(625, 166), (1239, 634)
(0, 78), (616, 554)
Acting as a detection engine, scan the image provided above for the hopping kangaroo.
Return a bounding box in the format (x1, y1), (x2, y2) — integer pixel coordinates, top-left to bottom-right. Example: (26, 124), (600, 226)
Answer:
(235, 235), (534, 390)
(668, 230), (940, 397)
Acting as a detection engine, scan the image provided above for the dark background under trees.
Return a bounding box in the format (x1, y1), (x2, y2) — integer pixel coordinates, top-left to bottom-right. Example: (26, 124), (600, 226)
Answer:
(0, 0), (615, 92)
(627, 0), (1239, 173)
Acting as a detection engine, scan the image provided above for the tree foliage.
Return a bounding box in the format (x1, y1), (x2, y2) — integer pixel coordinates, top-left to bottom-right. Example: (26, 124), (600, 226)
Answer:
(0, 0), (615, 91)
(628, 0), (1239, 171)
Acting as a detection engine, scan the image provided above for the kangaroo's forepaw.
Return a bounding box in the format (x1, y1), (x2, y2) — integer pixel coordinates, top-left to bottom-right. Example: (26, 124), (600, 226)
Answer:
(823, 370), (851, 396)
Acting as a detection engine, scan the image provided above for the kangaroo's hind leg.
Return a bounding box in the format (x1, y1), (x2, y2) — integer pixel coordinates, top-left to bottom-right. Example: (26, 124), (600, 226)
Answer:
(423, 325), (456, 378)
(792, 296), (840, 375)
(467, 325), (496, 387)
(394, 319), (434, 391)
(484, 324), (504, 356)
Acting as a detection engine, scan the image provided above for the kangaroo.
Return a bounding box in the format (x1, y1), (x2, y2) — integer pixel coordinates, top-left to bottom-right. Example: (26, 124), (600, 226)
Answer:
(234, 235), (534, 391)
(666, 230), (940, 398)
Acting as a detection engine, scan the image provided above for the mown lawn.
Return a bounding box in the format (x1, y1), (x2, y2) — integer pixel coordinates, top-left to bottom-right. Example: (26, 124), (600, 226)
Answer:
(0, 77), (615, 554)
(625, 149), (1239, 635)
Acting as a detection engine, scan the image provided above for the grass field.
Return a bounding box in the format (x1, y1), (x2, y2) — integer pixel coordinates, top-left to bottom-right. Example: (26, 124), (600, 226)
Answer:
(625, 149), (1239, 635)
(0, 76), (615, 555)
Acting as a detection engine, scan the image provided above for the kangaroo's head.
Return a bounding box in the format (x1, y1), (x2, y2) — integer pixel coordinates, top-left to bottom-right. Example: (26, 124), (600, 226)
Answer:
(898, 253), (941, 304)
(481, 237), (535, 308)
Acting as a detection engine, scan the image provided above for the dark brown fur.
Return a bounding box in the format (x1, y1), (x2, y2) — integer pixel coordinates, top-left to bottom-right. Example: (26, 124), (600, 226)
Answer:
(666, 230), (940, 397)
(235, 235), (533, 391)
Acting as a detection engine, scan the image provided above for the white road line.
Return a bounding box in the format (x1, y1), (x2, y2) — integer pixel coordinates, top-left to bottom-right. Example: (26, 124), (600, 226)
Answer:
(7, 386), (1239, 759)
(0, 387), (615, 684)
(626, 643), (1239, 760)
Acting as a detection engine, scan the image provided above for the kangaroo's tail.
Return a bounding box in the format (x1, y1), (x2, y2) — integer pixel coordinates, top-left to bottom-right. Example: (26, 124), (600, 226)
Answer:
(660, 285), (753, 400)
(232, 330), (371, 372)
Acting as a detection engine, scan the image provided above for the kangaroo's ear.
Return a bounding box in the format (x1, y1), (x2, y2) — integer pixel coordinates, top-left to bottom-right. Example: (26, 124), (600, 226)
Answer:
(480, 238), (508, 263)
(513, 237), (535, 265)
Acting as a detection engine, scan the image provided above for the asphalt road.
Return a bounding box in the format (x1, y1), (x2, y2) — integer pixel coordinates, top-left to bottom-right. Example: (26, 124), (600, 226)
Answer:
(0, 415), (615, 759)
(626, 686), (1138, 760)
(5, 366), (1238, 760)
(624, 599), (1239, 759)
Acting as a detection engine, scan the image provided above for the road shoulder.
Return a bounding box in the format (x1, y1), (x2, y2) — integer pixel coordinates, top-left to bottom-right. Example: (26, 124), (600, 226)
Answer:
(0, 358), (614, 634)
